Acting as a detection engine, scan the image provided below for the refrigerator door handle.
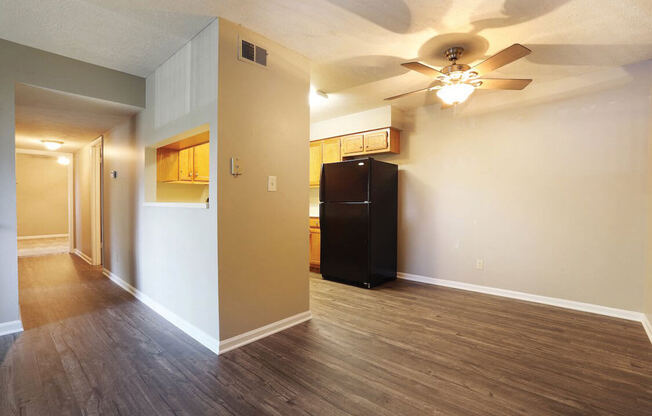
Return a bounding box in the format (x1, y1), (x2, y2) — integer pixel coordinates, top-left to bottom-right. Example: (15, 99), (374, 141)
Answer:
(319, 164), (325, 202)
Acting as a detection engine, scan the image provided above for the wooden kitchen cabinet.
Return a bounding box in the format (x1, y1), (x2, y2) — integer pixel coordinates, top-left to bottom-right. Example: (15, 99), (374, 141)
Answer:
(157, 142), (210, 184)
(309, 141), (323, 188)
(193, 142), (210, 182)
(322, 138), (341, 164)
(344, 128), (400, 157)
(157, 148), (179, 182)
(309, 127), (399, 188)
(341, 134), (364, 156)
(364, 130), (389, 152)
(309, 217), (320, 272)
(310, 138), (343, 188)
(178, 148), (194, 182)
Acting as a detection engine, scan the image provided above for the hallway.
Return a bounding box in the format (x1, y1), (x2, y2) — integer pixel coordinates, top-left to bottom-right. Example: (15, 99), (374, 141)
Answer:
(1, 254), (651, 415)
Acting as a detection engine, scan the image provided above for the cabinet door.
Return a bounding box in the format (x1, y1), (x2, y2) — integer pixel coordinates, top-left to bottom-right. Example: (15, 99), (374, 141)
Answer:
(309, 141), (323, 188)
(341, 134), (364, 155)
(178, 148), (194, 181)
(156, 148), (179, 182)
(322, 138), (341, 164)
(193, 142), (210, 182)
(364, 130), (389, 152)
(309, 229), (321, 268)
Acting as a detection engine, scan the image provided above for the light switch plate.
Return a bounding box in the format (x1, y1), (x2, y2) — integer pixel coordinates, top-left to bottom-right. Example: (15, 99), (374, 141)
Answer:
(267, 175), (277, 191)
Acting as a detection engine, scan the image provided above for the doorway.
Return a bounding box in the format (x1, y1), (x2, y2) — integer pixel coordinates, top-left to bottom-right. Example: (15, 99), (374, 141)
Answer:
(90, 137), (103, 265)
(15, 149), (73, 256)
(71, 136), (104, 266)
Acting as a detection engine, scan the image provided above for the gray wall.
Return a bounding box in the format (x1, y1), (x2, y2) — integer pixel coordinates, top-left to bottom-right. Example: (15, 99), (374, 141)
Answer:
(103, 20), (220, 341)
(16, 153), (68, 237)
(0, 38), (144, 326)
(374, 61), (652, 312)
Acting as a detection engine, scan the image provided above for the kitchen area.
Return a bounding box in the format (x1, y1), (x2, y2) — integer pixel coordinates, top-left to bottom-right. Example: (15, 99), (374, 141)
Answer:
(308, 105), (404, 287)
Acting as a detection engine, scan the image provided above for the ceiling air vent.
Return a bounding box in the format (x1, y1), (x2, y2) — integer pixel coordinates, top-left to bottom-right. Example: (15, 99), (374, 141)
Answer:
(238, 37), (268, 68)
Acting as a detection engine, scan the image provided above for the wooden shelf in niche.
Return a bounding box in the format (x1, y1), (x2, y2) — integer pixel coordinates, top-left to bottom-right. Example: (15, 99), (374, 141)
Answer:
(156, 127), (210, 184)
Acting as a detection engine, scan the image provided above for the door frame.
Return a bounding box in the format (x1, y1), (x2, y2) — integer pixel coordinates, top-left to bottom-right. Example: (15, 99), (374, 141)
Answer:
(89, 137), (103, 266)
(15, 148), (75, 253)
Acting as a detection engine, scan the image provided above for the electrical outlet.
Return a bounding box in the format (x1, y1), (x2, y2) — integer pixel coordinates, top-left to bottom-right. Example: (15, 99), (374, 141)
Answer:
(476, 259), (484, 270)
(267, 175), (277, 192)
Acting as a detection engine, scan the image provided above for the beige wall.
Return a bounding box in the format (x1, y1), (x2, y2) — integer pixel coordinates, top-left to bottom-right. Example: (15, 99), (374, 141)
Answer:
(371, 61), (652, 313)
(0, 39), (144, 326)
(16, 153), (68, 237)
(647, 78), (652, 326)
(74, 142), (94, 257)
(217, 19), (310, 339)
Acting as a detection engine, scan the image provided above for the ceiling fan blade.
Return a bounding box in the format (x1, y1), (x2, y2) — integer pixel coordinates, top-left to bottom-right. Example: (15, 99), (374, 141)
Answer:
(471, 44), (531, 76)
(475, 78), (532, 90)
(384, 82), (443, 100)
(401, 61), (443, 78)
(385, 87), (431, 101)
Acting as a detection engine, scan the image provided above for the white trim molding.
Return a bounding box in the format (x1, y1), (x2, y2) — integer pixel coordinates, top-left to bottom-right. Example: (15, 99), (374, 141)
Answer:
(143, 202), (209, 209)
(18, 247), (70, 257)
(102, 268), (312, 355)
(18, 234), (68, 240)
(219, 311), (312, 355)
(73, 249), (93, 265)
(103, 268), (221, 354)
(0, 320), (23, 337)
(642, 314), (652, 344)
(398, 272), (651, 343)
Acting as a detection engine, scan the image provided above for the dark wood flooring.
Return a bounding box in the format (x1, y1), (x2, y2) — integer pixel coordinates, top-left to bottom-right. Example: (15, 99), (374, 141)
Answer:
(1, 254), (650, 415)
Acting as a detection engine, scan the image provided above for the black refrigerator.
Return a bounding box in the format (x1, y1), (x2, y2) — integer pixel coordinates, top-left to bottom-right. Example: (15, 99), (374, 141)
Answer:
(319, 157), (398, 288)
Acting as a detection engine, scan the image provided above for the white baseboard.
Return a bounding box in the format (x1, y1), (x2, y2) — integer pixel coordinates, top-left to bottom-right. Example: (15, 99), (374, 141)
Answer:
(73, 249), (93, 265)
(397, 272), (651, 344)
(102, 268), (221, 355)
(18, 247), (70, 257)
(642, 314), (652, 344)
(18, 234), (68, 241)
(0, 320), (23, 337)
(219, 311), (312, 354)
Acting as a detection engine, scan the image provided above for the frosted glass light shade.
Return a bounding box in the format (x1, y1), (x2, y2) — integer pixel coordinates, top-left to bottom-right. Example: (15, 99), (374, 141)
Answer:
(436, 83), (475, 105)
(42, 140), (63, 150)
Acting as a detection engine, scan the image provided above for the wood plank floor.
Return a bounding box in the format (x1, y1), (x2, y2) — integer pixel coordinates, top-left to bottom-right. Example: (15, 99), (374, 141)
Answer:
(1, 254), (650, 415)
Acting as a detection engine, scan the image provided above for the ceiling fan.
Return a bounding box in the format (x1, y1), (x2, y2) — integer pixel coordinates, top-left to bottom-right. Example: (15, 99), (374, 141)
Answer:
(385, 44), (532, 107)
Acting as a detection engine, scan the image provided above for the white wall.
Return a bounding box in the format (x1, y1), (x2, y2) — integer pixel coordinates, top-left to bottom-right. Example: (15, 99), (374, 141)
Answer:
(0, 39), (144, 328)
(16, 153), (68, 237)
(310, 105), (402, 141)
(371, 61), (652, 312)
(103, 20), (220, 343)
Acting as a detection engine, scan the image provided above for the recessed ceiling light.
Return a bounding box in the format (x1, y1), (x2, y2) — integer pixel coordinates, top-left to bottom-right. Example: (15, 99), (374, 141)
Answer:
(57, 156), (70, 166)
(41, 139), (64, 151)
(309, 86), (328, 106)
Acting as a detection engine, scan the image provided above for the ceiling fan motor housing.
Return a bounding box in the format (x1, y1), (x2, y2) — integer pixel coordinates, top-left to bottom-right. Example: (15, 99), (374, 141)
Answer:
(444, 46), (464, 62)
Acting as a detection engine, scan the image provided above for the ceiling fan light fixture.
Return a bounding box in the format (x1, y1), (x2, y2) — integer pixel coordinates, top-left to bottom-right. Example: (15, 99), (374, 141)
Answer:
(41, 139), (64, 151)
(436, 83), (475, 105)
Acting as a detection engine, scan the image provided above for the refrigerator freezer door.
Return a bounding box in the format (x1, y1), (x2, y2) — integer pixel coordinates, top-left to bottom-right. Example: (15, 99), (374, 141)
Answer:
(320, 159), (370, 202)
(320, 202), (369, 284)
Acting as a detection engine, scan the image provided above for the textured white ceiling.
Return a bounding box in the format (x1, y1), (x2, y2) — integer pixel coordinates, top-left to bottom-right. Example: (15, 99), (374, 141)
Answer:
(15, 84), (140, 153)
(2, 0), (652, 121)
